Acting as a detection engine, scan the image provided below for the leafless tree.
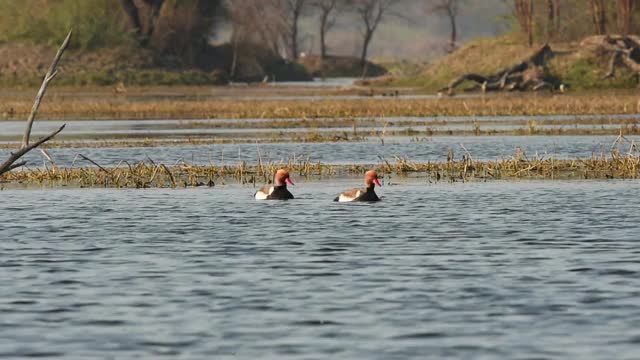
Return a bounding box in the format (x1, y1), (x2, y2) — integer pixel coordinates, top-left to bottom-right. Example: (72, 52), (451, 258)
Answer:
(427, 0), (463, 53)
(589, 0), (607, 35)
(314, 0), (338, 58)
(355, 0), (397, 67)
(225, 0), (289, 77)
(284, 0), (307, 59)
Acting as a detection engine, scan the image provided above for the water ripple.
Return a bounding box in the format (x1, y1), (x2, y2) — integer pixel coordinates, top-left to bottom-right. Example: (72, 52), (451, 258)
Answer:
(1, 180), (639, 359)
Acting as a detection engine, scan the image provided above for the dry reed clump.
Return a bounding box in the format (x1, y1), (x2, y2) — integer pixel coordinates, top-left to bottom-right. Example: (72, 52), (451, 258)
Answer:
(0, 158), (338, 188)
(2, 94), (640, 120)
(3, 149), (640, 188)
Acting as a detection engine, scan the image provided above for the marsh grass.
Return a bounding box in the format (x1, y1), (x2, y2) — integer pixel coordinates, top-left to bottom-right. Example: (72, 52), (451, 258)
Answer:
(0, 157), (337, 188)
(4, 147), (640, 188)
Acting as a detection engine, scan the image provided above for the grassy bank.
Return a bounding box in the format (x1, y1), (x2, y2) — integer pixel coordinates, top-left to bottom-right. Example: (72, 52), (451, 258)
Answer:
(0, 44), (229, 87)
(1, 92), (640, 120)
(391, 36), (639, 91)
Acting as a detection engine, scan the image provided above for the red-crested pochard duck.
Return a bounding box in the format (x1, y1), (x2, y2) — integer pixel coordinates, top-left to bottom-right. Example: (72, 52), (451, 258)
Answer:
(334, 170), (381, 202)
(255, 169), (295, 200)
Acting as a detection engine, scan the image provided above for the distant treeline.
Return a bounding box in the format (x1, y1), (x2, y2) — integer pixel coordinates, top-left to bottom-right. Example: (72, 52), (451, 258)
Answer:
(511, 0), (640, 46)
(2, 0), (640, 68)
(0, 0), (406, 70)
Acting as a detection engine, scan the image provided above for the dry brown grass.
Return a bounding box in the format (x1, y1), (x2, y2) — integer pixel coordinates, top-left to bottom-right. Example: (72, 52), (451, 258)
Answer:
(1, 93), (640, 120)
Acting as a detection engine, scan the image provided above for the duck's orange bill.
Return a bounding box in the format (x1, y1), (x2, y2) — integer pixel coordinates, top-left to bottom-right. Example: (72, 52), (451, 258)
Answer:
(286, 178), (295, 185)
(374, 178), (382, 186)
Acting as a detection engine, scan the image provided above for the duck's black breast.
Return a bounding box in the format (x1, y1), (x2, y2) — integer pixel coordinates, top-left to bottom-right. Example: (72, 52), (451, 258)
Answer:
(268, 185), (294, 200)
(356, 187), (380, 202)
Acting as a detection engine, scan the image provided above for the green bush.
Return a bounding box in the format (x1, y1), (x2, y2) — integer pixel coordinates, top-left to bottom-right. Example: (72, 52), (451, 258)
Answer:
(0, 0), (134, 49)
(559, 58), (637, 90)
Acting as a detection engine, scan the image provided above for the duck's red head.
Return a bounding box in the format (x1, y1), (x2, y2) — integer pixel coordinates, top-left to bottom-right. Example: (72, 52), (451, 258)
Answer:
(275, 169), (294, 186)
(365, 170), (381, 187)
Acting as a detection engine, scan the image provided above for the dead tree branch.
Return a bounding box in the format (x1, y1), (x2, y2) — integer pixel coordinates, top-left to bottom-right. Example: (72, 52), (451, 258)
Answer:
(600, 35), (640, 84)
(440, 44), (554, 95)
(0, 30), (71, 177)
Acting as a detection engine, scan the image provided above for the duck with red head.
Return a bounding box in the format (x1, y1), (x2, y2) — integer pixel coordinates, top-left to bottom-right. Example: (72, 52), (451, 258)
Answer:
(255, 169), (295, 200)
(334, 170), (381, 202)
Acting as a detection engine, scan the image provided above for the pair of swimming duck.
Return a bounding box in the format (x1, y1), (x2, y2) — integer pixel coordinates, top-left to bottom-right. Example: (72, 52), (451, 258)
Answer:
(254, 169), (382, 202)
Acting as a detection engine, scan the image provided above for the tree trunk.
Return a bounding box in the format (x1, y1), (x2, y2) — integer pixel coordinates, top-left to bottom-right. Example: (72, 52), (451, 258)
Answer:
(617, 0), (634, 35)
(545, 0), (552, 39)
(320, 10), (329, 58)
(230, 29), (240, 79)
(289, 0), (305, 60)
(291, 21), (299, 59)
(554, 0), (560, 34)
(544, 0), (560, 40)
(514, 0), (535, 47)
(447, 6), (457, 53)
(144, 0), (166, 40)
(361, 31), (373, 68)
(317, 0), (336, 59)
(120, 0), (143, 37)
(356, 0), (391, 68)
(526, 0), (534, 47)
(590, 0), (608, 35)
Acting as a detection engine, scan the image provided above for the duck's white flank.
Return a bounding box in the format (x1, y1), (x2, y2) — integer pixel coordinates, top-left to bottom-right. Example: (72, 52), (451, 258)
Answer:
(254, 186), (274, 200)
(338, 190), (361, 202)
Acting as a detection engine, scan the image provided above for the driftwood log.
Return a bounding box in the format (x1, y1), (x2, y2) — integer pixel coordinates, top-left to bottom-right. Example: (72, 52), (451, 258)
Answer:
(0, 30), (71, 177)
(600, 35), (640, 83)
(440, 44), (555, 95)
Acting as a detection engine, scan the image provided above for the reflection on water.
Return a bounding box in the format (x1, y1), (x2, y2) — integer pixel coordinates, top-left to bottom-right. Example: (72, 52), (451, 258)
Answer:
(2, 180), (640, 359)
